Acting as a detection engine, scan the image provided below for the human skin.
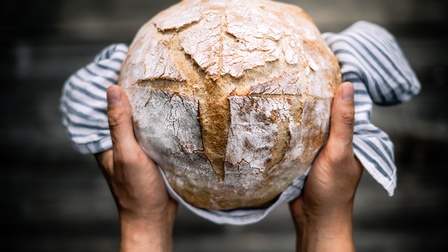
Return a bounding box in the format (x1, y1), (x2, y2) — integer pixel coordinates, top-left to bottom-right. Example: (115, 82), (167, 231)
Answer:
(95, 85), (178, 252)
(289, 82), (363, 252)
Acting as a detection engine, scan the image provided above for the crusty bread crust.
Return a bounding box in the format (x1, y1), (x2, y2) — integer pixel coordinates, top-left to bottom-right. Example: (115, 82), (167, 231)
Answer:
(119, 0), (341, 210)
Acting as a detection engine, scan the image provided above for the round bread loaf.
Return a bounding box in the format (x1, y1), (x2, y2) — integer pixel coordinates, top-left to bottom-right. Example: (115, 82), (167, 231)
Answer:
(118, 0), (341, 210)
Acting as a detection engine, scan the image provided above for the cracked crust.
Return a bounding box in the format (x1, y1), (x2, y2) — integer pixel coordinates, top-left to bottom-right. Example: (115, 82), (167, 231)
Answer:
(118, 0), (341, 210)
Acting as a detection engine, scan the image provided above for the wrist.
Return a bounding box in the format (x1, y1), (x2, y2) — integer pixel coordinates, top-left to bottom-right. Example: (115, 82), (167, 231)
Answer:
(119, 211), (175, 252)
(297, 210), (355, 252)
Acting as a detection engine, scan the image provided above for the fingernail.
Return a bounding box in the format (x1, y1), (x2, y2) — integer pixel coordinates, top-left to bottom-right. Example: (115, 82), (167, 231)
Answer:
(107, 88), (122, 105)
(341, 85), (354, 103)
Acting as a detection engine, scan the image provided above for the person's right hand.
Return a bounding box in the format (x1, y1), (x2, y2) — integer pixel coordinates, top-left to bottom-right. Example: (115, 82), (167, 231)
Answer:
(289, 82), (363, 252)
(95, 85), (178, 252)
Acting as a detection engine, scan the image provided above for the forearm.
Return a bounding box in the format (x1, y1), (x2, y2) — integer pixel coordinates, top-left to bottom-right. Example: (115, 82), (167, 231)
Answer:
(119, 214), (174, 252)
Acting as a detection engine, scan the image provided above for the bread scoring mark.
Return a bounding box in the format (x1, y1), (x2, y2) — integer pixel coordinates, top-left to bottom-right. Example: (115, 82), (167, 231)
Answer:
(198, 79), (231, 181)
(175, 31), (231, 181)
(264, 109), (291, 174)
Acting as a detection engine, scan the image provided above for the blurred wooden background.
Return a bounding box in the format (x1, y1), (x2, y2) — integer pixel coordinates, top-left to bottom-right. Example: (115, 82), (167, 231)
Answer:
(1, 0), (447, 251)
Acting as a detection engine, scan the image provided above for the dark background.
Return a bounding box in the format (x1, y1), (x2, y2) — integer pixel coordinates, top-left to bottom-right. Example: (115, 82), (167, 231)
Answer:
(1, 0), (447, 251)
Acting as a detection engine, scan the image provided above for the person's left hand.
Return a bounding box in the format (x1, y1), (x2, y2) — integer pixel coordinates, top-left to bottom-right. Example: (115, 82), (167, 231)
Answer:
(95, 85), (177, 252)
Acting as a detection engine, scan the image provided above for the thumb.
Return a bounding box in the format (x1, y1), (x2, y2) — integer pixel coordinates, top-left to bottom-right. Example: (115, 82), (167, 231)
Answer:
(106, 85), (137, 153)
(326, 82), (355, 152)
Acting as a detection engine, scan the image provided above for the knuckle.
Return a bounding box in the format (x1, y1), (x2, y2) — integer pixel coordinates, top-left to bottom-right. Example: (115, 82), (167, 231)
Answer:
(340, 109), (355, 128)
(325, 148), (344, 164)
(108, 110), (125, 128)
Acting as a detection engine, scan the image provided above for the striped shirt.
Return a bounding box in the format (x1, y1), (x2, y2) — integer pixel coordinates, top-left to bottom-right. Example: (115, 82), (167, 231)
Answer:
(60, 21), (420, 225)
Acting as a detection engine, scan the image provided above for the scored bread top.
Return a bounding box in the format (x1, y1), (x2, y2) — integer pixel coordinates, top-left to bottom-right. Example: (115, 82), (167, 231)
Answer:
(119, 0), (341, 210)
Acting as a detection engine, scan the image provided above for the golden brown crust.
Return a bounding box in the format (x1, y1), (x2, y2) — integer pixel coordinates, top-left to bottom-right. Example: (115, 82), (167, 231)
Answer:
(119, 0), (341, 210)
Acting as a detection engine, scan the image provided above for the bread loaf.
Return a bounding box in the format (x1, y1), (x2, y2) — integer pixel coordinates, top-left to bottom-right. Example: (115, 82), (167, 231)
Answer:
(118, 0), (341, 210)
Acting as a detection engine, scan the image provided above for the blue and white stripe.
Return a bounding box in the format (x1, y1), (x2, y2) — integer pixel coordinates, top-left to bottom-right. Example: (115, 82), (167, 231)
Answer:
(60, 21), (420, 224)
(60, 44), (128, 154)
(323, 21), (420, 196)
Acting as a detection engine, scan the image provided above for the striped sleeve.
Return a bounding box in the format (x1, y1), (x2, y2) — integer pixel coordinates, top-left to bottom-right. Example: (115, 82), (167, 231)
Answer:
(60, 44), (128, 154)
(322, 21), (421, 196)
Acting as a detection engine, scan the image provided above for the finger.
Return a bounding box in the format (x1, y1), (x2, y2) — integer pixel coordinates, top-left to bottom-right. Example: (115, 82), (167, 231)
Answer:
(106, 85), (138, 154)
(326, 82), (355, 152)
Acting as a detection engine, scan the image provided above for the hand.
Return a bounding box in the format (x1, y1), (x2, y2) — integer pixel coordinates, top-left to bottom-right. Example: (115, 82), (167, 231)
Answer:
(289, 82), (363, 252)
(95, 85), (178, 252)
